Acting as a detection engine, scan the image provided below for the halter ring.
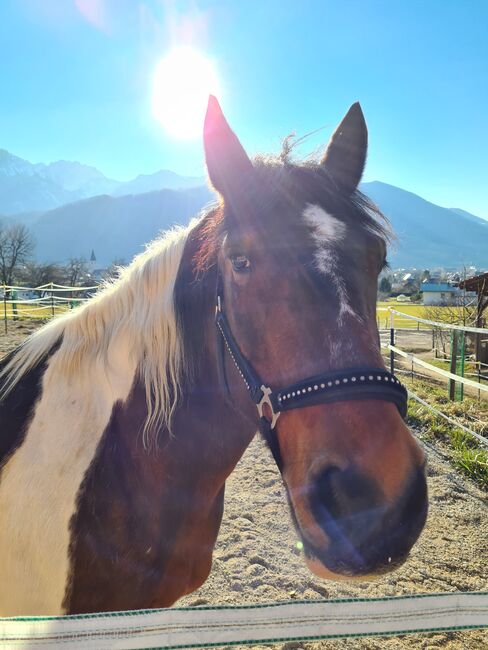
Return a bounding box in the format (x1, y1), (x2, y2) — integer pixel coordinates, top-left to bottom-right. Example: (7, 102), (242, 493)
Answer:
(256, 384), (280, 428)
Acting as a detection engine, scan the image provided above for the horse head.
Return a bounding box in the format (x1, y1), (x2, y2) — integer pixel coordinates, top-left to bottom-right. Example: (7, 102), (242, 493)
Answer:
(203, 96), (427, 581)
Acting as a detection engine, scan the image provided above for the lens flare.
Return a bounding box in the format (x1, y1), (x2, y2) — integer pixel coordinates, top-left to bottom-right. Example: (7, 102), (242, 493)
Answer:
(151, 47), (221, 140)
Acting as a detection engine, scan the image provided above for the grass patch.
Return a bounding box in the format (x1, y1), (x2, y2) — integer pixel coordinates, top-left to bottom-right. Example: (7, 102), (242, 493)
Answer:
(2, 304), (72, 320)
(376, 302), (467, 330)
(453, 446), (488, 485)
(403, 374), (488, 489)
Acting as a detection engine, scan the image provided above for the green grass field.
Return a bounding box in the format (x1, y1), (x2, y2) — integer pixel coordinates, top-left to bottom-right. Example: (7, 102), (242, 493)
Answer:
(2, 303), (71, 320)
(376, 301), (467, 329)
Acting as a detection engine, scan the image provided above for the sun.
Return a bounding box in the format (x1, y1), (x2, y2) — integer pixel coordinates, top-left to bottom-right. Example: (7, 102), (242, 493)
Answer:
(151, 47), (221, 140)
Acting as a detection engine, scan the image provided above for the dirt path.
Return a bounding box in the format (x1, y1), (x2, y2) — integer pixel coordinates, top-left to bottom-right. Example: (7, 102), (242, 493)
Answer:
(2, 322), (487, 648)
(0, 320), (45, 358)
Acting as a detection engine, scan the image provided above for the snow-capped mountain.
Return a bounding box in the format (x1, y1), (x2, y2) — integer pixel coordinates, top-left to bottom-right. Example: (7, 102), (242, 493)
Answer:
(0, 149), (205, 215)
(34, 160), (118, 195)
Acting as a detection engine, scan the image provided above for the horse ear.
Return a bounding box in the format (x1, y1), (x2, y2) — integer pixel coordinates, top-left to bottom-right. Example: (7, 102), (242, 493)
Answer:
(321, 102), (367, 194)
(204, 95), (253, 195)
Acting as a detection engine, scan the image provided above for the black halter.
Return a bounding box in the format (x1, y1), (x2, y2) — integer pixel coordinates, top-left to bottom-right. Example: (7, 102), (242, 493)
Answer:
(215, 276), (408, 469)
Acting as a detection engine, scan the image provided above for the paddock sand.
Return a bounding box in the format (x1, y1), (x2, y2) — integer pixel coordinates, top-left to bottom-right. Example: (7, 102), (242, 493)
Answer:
(1, 322), (487, 649)
(179, 429), (487, 649)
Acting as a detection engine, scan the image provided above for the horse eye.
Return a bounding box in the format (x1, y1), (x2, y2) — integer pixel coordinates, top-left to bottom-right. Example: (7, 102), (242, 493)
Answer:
(231, 255), (251, 272)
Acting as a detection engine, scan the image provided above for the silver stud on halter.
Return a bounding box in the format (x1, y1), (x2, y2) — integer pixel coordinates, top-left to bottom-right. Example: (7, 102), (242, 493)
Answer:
(257, 384), (280, 428)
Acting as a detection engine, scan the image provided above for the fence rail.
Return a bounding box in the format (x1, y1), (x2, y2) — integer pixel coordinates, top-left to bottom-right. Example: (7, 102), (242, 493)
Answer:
(407, 390), (488, 447)
(1, 592), (487, 648)
(1, 283), (95, 332)
(385, 309), (487, 448)
(388, 344), (488, 394)
(389, 308), (488, 335)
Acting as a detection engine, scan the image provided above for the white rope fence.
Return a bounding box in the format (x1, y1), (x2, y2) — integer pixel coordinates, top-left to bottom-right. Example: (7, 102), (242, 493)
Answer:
(388, 344), (488, 394)
(383, 308), (487, 449)
(3, 283), (99, 292)
(1, 592), (487, 649)
(1, 283), (96, 328)
(407, 390), (488, 447)
(389, 308), (488, 335)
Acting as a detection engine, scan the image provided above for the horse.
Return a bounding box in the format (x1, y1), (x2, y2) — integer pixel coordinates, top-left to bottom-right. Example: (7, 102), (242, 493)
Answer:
(0, 97), (427, 616)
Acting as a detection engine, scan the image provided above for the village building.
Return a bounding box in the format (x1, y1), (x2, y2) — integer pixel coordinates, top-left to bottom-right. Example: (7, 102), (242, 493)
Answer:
(420, 282), (460, 305)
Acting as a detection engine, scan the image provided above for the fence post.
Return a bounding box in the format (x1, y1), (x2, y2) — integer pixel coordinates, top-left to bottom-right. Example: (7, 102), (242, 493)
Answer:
(50, 282), (55, 317)
(449, 331), (459, 401)
(3, 291), (7, 334)
(478, 362), (482, 402)
(389, 309), (395, 375)
(456, 331), (465, 402)
(11, 289), (18, 321)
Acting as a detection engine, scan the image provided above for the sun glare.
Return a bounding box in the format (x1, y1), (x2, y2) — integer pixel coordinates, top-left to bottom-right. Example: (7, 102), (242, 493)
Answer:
(151, 47), (221, 140)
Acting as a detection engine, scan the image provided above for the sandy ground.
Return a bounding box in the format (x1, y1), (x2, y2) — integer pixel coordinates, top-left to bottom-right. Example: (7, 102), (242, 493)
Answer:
(178, 434), (487, 649)
(1, 322), (487, 648)
(0, 320), (44, 357)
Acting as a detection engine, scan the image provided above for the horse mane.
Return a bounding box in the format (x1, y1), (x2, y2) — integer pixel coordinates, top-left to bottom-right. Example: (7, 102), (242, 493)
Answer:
(0, 223), (199, 439)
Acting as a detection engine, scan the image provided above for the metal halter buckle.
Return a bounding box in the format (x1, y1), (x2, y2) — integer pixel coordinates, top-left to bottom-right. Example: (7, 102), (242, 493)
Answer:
(256, 384), (280, 429)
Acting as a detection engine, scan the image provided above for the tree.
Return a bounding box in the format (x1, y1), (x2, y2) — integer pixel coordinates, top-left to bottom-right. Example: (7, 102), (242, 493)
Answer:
(17, 261), (63, 289)
(379, 276), (392, 295)
(61, 257), (90, 287)
(102, 258), (126, 282)
(424, 269), (477, 358)
(0, 222), (34, 287)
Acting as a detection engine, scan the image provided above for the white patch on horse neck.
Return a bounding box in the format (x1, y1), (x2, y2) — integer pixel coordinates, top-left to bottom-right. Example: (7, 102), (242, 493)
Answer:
(302, 204), (356, 322)
(0, 224), (192, 616)
(0, 343), (137, 615)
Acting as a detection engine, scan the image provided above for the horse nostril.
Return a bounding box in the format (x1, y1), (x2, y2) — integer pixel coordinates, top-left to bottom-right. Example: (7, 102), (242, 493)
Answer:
(313, 466), (342, 521)
(312, 465), (380, 526)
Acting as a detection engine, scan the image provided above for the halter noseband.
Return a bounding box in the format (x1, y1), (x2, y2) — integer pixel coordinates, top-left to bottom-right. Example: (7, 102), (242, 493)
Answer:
(215, 276), (408, 468)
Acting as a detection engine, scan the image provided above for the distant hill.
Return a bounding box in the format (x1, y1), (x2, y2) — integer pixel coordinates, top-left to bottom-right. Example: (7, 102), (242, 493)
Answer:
(112, 170), (206, 196)
(0, 149), (205, 215)
(24, 187), (214, 266)
(361, 181), (488, 268)
(448, 207), (488, 228)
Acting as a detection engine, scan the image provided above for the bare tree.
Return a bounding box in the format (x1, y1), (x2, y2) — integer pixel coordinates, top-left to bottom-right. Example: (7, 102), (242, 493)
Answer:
(62, 257), (90, 287)
(424, 269), (477, 357)
(102, 258), (126, 282)
(17, 261), (63, 289)
(0, 222), (34, 288)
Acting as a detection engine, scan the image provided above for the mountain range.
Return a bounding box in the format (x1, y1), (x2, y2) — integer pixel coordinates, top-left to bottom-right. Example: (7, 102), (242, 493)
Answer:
(0, 149), (205, 215)
(0, 148), (486, 269)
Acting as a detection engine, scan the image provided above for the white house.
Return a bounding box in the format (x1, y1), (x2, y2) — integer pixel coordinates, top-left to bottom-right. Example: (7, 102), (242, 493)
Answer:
(420, 283), (459, 305)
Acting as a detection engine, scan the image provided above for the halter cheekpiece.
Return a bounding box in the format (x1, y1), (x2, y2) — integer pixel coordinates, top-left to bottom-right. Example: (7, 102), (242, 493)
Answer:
(215, 274), (408, 467)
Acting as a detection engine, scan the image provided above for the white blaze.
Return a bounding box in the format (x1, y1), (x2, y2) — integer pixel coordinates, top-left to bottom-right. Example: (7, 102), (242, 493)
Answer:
(303, 203), (355, 321)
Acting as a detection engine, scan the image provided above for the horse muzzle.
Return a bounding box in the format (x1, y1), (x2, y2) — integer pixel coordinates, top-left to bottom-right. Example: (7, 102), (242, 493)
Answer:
(295, 464), (428, 580)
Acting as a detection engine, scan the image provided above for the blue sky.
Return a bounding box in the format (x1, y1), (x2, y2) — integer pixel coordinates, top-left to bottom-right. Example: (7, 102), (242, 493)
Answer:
(1, 0), (487, 218)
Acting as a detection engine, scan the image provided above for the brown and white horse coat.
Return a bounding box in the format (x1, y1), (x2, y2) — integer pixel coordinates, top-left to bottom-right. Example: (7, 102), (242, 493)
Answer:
(0, 98), (427, 615)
